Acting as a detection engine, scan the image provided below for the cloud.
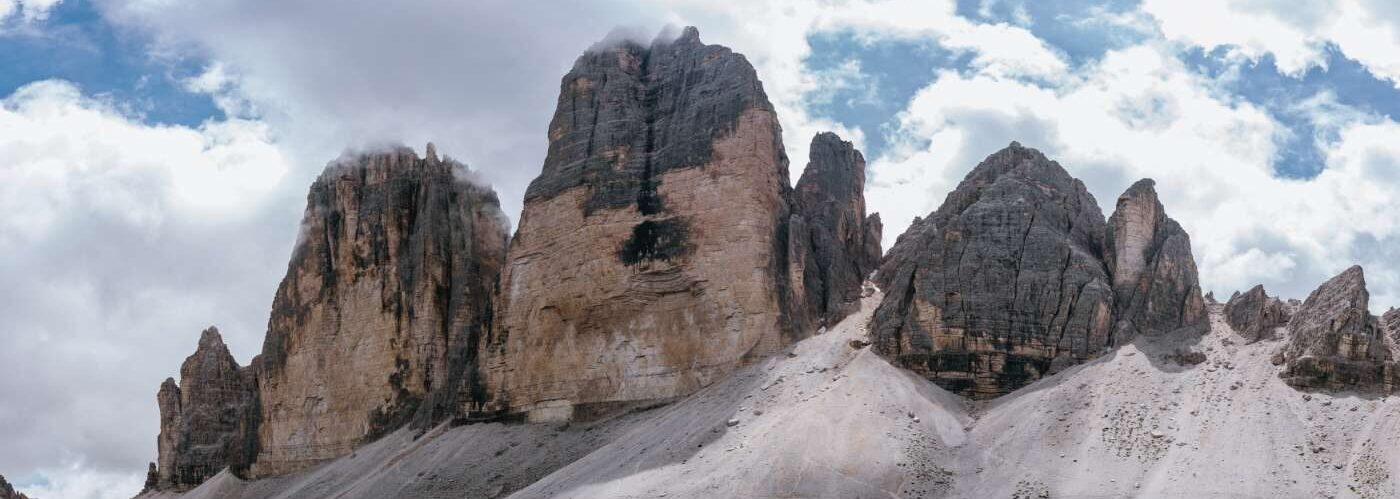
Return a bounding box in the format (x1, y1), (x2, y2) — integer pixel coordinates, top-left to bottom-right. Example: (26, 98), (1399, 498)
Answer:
(1143, 0), (1400, 86)
(0, 0), (61, 26)
(0, 79), (295, 497)
(866, 40), (1400, 309)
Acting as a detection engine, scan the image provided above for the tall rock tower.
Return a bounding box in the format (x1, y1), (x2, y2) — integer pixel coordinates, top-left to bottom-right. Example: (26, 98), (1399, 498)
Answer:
(483, 27), (833, 422)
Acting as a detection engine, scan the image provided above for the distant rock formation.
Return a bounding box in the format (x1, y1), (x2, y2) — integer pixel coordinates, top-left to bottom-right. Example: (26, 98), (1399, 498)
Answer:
(152, 327), (256, 489)
(1224, 285), (1292, 342)
(871, 143), (1206, 398)
(870, 143), (1115, 399)
(1277, 266), (1399, 392)
(0, 474), (32, 499)
(795, 132), (883, 326)
(482, 27), (869, 422)
(1105, 179), (1207, 340)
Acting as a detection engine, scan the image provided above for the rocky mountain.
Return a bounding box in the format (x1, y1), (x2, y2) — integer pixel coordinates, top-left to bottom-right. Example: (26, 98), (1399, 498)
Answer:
(1224, 285), (1293, 342)
(144, 145), (510, 488)
(480, 27), (865, 423)
(1105, 179), (1207, 340)
(871, 143), (1205, 398)
(0, 475), (32, 499)
(794, 132), (883, 326)
(151, 327), (256, 490)
(1277, 266), (1400, 392)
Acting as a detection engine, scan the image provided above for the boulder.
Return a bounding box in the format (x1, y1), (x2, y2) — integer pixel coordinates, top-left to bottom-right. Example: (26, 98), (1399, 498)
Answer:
(1105, 179), (1207, 340)
(483, 27), (817, 422)
(870, 142), (1115, 399)
(1278, 266), (1399, 392)
(1224, 285), (1291, 342)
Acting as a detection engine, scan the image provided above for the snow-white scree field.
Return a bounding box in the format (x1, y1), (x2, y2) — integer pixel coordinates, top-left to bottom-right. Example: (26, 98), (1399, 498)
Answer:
(142, 288), (1400, 499)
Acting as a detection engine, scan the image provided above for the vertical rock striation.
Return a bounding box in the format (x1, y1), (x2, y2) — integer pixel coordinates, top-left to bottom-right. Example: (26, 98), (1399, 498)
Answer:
(870, 142), (1115, 399)
(483, 27), (825, 422)
(1224, 285), (1292, 342)
(1104, 179), (1207, 340)
(794, 132), (883, 326)
(250, 146), (509, 475)
(1278, 266), (1400, 392)
(152, 327), (256, 490)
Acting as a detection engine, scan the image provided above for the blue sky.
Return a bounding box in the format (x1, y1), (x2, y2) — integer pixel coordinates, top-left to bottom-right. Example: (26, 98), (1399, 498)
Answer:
(5, 1), (1400, 497)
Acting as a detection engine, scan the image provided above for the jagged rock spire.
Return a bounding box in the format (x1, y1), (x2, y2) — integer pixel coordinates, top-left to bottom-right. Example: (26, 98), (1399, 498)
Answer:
(1278, 265), (1399, 392)
(1105, 178), (1207, 340)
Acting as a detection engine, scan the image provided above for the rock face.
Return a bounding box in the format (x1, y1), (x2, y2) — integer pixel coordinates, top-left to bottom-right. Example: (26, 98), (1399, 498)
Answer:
(0, 474), (32, 499)
(794, 132), (883, 325)
(871, 144), (1206, 399)
(152, 327), (256, 490)
(250, 146), (509, 475)
(483, 27), (834, 422)
(1224, 285), (1292, 342)
(1278, 266), (1399, 392)
(1104, 179), (1207, 340)
(870, 143), (1115, 399)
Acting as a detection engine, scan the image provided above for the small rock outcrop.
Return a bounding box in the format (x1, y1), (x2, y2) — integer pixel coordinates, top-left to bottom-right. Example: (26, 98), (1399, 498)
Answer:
(1384, 308), (1400, 359)
(251, 146), (509, 475)
(1224, 285), (1292, 342)
(0, 474), (32, 499)
(484, 27), (844, 422)
(152, 327), (256, 490)
(870, 143), (1115, 399)
(1105, 179), (1207, 340)
(794, 132), (883, 325)
(1278, 266), (1399, 392)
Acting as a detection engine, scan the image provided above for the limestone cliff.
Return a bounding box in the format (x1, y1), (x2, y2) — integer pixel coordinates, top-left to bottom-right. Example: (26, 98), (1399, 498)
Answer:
(482, 27), (819, 422)
(250, 145), (509, 475)
(870, 142), (1115, 399)
(1277, 266), (1400, 392)
(795, 132), (883, 326)
(151, 327), (256, 490)
(1104, 179), (1207, 340)
(1224, 285), (1292, 342)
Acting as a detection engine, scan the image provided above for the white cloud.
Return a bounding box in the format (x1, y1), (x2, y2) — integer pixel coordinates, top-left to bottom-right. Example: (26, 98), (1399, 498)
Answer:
(1143, 0), (1400, 86)
(0, 0), (61, 25)
(0, 80), (294, 498)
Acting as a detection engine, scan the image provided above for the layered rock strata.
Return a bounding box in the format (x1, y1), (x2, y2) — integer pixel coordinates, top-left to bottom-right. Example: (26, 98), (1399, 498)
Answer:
(870, 143), (1115, 399)
(152, 327), (256, 489)
(1104, 179), (1207, 340)
(482, 27), (865, 422)
(871, 143), (1206, 398)
(794, 132), (883, 326)
(1277, 266), (1400, 392)
(1224, 285), (1292, 342)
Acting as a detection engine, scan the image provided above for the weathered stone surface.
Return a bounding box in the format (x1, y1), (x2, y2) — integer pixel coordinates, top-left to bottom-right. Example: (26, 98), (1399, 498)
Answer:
(1384, 308), (1400, 359)
(1278, 266), (1400, 392)
(0, 474), (32, 499)
(794, 132), (883, 326)
(152, 327), (256, 490)
(870, 142), (1115, 399)
(1105, 179), (1207, 340)
(483, 27), (814, 422)
(248, 146), (509, 476)
(1224, 285), (1292, 342)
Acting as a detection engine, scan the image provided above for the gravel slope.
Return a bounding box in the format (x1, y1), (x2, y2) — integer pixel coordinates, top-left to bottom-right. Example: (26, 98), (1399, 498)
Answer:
(143, 296), (1400, 499)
